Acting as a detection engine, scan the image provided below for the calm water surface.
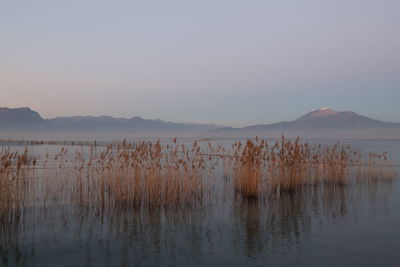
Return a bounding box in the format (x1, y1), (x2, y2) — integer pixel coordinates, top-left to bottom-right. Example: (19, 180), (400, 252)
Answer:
(1, 138), (399, 267)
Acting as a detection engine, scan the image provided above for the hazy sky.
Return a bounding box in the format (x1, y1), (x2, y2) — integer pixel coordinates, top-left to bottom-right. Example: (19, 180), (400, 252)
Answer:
(1, 0), (399, 126)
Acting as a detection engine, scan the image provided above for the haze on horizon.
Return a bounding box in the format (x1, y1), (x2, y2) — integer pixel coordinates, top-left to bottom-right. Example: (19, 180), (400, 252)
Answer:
(1, 0), (400, 127)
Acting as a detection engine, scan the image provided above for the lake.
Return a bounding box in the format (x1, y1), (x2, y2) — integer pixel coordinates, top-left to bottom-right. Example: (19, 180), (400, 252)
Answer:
(1, 138), (399, 267)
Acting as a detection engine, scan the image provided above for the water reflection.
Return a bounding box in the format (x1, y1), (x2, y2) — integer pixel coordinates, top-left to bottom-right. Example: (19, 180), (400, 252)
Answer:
(234, 198), (264, 256)
(0, 179), (396, 267)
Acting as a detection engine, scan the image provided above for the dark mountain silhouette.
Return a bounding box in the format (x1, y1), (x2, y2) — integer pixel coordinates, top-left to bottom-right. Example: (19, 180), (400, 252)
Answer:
(0, 107), (46, 130)
(46, 115), (215, 133)
(213, 108), (400, 138)
(0, 107), (220, 136)
(0, 107), (399, 138)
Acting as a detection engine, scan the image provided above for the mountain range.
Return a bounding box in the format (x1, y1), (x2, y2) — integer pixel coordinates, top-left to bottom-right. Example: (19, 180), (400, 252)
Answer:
(214, 107), (400, 138)
(1, 107), (399, 138)
(0, 107), (221, 137)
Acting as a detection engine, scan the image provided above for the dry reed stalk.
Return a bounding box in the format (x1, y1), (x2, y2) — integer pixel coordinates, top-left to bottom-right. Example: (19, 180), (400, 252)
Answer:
(232, 137), (396, 199)
(69, 140), (206, 214)
(1, 136), (396, 224)
(0, 148), (36, 241)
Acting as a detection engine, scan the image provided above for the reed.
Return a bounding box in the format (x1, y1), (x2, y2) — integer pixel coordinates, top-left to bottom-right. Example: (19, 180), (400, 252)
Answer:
(0, 137), (397, 265)
(232, 139), (264, 198)
(0, 147), (36, 240)
(232, 137), (396, 198)
(71, 140), (206, 214)
(0, 137), (396, 222)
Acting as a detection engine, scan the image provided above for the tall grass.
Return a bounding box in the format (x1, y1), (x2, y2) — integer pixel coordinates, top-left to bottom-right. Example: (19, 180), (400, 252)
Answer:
(0, 137), (396, 265)
(232, 137), (396, 198)
(0, 137), (396, 223)
(0, 148), (36, 242)
(72, 140), (206, 214)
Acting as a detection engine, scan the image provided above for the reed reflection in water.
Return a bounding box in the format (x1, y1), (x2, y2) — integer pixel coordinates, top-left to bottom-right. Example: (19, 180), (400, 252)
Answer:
(0, 138), (398, 266)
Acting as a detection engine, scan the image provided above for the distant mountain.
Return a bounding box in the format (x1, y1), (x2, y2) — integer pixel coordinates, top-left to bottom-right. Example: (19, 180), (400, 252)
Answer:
(1, 107), (399, 138)
(0, 107), (46, 130)
(213, 108), (400, 138)
(0, 107), (220, 137)
(46, 116), (221, 134)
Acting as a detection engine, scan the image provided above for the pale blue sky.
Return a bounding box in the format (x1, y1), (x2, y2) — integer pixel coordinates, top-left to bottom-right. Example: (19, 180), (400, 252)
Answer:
(1, 0), (399, 126)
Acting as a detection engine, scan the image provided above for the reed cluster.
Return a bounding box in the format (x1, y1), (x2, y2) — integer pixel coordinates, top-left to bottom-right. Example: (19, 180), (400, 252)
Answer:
(0, 148), (36, 233)
(232, 137), (395, 198)
(0, 137), (396, 219)
(72, 140), (207, 213)
(0, 137), (397, 266)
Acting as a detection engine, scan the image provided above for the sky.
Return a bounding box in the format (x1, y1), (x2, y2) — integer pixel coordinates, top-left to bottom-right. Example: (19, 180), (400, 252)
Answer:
(1, 0), (399, 127)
